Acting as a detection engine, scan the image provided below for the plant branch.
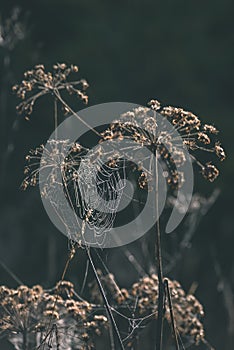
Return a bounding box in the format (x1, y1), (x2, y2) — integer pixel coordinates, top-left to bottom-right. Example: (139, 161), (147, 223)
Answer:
(86, 246), (124, 350)
(155, 151), (164, 350)
(164, 278), (180, 350)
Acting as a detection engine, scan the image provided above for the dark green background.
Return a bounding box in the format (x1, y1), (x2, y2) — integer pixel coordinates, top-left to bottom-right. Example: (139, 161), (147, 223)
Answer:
(0, 1), (233, 349)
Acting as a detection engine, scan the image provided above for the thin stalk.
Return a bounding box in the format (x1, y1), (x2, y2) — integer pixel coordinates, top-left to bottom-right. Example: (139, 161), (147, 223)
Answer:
(0, 259), (24, 285)
(155, 151), (164, 350)
(164, 278), (180, 350)
(107, 311), (116, 350)
(54, 89), (100, 137)
(54, 98), (58, 139)
(86, 246), (125, 350)
(22, 329), (28, 350)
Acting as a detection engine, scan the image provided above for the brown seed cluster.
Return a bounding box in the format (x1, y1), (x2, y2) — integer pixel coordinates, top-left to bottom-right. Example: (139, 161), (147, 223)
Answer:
(21, 139), (89, 191)
(90, 273), (206, 346)
(100, 99), (226, 189)
(0, 282), (107, 349)
(13, 63), (89, 120)
(201, 163), (219, 182)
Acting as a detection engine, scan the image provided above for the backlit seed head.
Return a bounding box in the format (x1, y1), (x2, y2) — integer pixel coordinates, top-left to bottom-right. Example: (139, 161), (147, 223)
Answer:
(198, 132), (210, 144)
(148, 99), (161, 111)
(203, 124), (219, 134)
(201, 163), (219, 182)
(215, 142), (226, 161)
(13, 63), (89, 120)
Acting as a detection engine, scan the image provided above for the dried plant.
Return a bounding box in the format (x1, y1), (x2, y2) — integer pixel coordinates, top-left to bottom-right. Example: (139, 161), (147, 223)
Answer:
(0, 281), (108, 350)
(99, 100), (226, 349)
(90, 271), (207, 348)
(12, 63), (89, 121)
(101, 100), (226, 189)
(8, 63), (226, 350)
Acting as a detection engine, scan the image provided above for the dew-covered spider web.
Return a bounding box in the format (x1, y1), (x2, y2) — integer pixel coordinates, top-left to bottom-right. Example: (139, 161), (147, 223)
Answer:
(67, 153), (126, 237)
(37, 139), (129, 247)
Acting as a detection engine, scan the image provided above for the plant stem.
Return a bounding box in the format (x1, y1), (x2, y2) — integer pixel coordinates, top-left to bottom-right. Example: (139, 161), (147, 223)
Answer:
(22, 329), (28, 350)
(164, 278), (179, 350)
(86, 246), (124, 350)
(54, 98), (58, 139)
(155, 151), (164, 350)
(54, 89), (100, 137)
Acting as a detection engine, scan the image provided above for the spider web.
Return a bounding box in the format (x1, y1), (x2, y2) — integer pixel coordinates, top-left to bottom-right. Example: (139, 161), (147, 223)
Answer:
(40, 140), (127, 246)
(70, 156), (126, 236)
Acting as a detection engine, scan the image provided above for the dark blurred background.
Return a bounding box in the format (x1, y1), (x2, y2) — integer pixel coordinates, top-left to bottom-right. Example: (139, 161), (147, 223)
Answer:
(0, 0), (233, 349)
